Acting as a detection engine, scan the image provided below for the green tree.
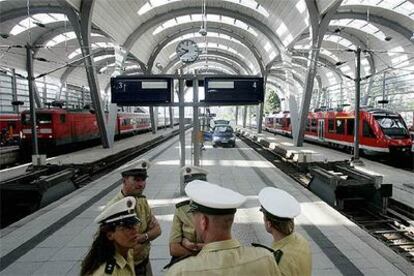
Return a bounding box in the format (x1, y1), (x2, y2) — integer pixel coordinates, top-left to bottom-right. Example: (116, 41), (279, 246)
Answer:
(264, 88), (281, 115)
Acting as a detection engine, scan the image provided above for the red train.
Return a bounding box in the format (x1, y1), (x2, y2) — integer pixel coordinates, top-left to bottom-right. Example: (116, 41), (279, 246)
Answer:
(20, 108), (153, 149)
(0, 113), (21, 146)
(264, 108), (412, 155)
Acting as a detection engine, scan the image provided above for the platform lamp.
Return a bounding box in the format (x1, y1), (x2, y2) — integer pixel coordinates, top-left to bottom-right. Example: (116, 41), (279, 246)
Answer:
(11, 100), (24, 114)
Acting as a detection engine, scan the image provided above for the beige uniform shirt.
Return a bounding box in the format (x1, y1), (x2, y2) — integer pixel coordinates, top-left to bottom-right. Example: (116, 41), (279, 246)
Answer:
(166, 239), (281, 276)
(169, 201), (201, 244)
(271, 232), (312, 276)
(91, 251), (135, 276)
(107, 191), (152, 265)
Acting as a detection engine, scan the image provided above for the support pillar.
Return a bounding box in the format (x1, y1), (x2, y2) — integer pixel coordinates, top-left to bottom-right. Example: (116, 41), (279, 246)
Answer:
(150, 106), (156, 134)
(243, 106), (247, 128)
(178, 78), (186, 194)
(11, 69), (18, 113)
(193, 78), (200, 166)
(26, 44), (39, 156)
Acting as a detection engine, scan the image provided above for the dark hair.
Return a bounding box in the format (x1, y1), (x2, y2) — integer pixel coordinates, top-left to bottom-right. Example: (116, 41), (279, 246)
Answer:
(269, 218), (294, 235)
(80, 224), (116, 276)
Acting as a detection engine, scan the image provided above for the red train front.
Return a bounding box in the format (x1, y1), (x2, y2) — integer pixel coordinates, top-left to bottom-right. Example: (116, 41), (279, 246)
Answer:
(264, 108), (412, 155)
(0, 113), (22, 146)
(21, 108), (151, 153)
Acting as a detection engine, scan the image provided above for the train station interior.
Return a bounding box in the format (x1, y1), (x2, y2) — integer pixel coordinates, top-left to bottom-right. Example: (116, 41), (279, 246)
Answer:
(1, 0), (414, 275)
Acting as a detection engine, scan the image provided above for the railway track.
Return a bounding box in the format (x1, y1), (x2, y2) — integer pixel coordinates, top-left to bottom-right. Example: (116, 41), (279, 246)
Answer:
(238, 133), (414, 264)
(0, 126), (190, 228)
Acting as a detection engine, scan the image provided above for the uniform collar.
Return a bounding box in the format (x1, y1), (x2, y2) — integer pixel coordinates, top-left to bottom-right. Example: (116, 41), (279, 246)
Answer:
(201, 239), (241, 253)
(114, 250), (133, 269)
(272, 233), (296, 249)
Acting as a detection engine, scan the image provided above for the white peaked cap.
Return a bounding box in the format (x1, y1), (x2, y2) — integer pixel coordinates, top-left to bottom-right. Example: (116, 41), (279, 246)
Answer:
(258, 187), (301, 219)
(95, 196), (139, 225)
(181, 165), (209, 176)
(185, 180), (246, 213)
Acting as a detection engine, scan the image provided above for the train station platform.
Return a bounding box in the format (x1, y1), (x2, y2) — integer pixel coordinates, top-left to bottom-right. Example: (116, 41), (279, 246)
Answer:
(236, 127), (414, 210)
(0, 126), (180, 182)
(0, 132), (411, 275)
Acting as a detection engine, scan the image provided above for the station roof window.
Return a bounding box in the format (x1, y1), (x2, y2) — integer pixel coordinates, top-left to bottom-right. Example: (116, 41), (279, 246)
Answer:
(330, 19), (386, 41)
(137, 0), (269, 18)
(342, 0), (414, 20)
(10, 14), (68, 36)
(152, 14), (258, 37)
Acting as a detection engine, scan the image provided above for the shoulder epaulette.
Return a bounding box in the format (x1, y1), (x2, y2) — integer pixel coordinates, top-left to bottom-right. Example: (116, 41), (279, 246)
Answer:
(104, 258), (116, 274)
(175, 200), (190, 208)
(163, 254), (193, 270)
(252, 243), (283, 264)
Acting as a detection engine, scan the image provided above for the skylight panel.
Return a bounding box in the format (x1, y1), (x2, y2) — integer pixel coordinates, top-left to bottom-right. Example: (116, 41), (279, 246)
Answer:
(207, 14), (221, 22)
(153, 26), (164, 35)
(94, 55), (114, 62)
(137, 0), (269, 17)
(163, 19), (176, 29)
(330, 19), (386, 41)
(137, 2), (152, 15)
(388, 46), (404, 56)
(341, 65), (351, 73)
(68, 49), (82, 59)
(269, 51), (276, 60)
(264, 42), (272, 52)
(283, 34), (293, 46)
(221, 16), (234, 25)
(176, 15), (191, 24)
(296, 0), (307, 13)
(169, 52), (176, 59)
(342, 0), (413, 20)
(276, 22), (288, 37)
(10, 13), (68, 36)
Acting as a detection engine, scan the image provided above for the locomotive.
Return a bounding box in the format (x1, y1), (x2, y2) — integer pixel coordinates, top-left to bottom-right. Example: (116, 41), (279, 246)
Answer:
(264, 108), (412, 155)
(0, 113), (21, 146)
(20, 107), (177, 152)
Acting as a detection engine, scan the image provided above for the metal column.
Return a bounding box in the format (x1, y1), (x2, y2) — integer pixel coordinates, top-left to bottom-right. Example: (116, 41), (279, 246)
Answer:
(193, 78), (200, 166)
(169, 106), (174, 128)
(235, 106), (239, 126)
(178, 78), (186, 194)
(11, 69), (18, 113)
(150, 106), (156, 134)
(243, 106), (247, 128)
(353, 47), (361, 162)
(257, 103), (264, 133)
(26, 44), (39, 156)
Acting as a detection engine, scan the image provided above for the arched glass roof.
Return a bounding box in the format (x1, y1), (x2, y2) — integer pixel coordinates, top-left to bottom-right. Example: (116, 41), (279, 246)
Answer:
(68, 42), (114, 59)
(45, 32), (104, 48)
(165, 32), (245, 48)
(10, 14), (68, 36)
(167, 42), (247, 61)
(137, 0), (269, 17)
(342, 0), (414, 20)
(153, 14), (258, 37)
(329, 19), (387, 41)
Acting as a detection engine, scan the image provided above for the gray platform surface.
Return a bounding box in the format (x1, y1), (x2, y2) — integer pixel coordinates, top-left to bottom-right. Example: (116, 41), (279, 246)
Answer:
(0, 127), (178, 183)
(0, 132), (411, 275)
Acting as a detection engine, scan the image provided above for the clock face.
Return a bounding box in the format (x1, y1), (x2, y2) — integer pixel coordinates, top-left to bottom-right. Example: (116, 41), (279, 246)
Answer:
(176, 39), (199, 63)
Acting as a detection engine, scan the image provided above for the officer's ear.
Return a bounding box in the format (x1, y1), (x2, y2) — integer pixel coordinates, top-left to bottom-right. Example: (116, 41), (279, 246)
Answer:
(200, 214), (208, 231)
(106, 231), (115, 241)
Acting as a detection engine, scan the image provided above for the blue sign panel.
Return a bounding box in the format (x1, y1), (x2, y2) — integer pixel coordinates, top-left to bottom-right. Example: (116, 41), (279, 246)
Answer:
(111, 76), (173, 106)
(204, 77), (264, 105)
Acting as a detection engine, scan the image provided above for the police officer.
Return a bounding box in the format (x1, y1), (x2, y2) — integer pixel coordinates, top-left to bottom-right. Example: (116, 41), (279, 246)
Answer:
(106, 159), (161, 276)
(168, 166), (208, 260)
(81, 197), (140, 276)
(258, 187), (312, 276)
(166, 180), (281, 276)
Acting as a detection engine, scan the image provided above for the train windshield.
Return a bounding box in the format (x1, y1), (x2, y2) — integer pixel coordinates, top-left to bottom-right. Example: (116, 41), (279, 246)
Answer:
(22, 113), (52, 125)
(374, 116), (409, 138)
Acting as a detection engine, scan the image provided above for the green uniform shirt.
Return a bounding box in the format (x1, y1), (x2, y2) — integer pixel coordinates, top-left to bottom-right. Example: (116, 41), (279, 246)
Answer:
(166, 239), (281, 276)
(271, 232), (312, 276)
(106, 191), (152, 265)
(169, 202), (201, 244)
(91, 250), (135, 276)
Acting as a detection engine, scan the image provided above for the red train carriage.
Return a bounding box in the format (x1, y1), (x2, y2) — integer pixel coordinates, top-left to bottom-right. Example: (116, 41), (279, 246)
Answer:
(264, 108), (412, 154)
(0, 113), (21, 146)
(21, 108), (151, 149)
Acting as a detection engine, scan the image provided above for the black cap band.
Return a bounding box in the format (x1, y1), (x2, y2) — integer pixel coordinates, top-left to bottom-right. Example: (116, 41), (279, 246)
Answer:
(260, 206), (291, 222)
(188, 201), (236, 215)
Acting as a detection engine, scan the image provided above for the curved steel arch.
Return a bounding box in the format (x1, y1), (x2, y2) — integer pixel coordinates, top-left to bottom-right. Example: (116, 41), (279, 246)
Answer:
(333, 11), (413, 42)
(147, 25), (265, 75)
(122, 7), (283, 65)
(0, 6), (64, 23)
(60, 48), (140, 83)
(268, 69), (305, 88)
(165, 58), (241, 75)
(163, 50), (253, 75)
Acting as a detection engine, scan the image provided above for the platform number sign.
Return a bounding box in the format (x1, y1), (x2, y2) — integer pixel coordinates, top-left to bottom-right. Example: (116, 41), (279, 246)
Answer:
(111, 76), (173, 106)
